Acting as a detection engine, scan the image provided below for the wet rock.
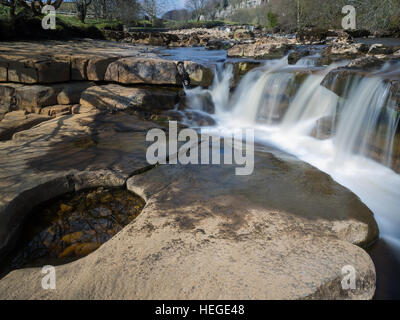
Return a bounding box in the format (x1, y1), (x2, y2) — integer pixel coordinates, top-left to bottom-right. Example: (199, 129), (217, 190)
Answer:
(105, 57), (180, 85)
(228, 61), (262, 87)
(310, 116), (337, 140)
(14, 85), (57, 113)
(206, 39), (233, 50)
(183, 61), (214, 87)
(368, 44), (397, 55)
(233, 29), (254, 40)
(320, 68), (366, 98)
(80, 84), (178, 112)
(390, 80), (400, 111)
(346, 56), (386, 70)
(257, 93), (291, 123)
(296, 28), (329, 44)
(328, 30), (354, 44)
(371, 30), (400, 38)
(0, 111), (50, 141)
(179, 91), (215, 114)
(66, 54), (122, 82)
(56, 82), (95, 105)
(288, 49), (311, 65)
(62, 231), (84, 244)
(345, 29), (371, 38)
(0, 187), (144, 270)
(228, 43), (291, 59)
(322, 43), (370, 60)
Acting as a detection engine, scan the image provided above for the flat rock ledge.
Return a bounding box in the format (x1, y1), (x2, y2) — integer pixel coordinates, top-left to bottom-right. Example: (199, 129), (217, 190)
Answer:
(0, 113), (379, 299)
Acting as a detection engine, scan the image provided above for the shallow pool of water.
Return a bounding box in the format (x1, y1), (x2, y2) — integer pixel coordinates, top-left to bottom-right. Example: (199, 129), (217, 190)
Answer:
(0, 187), (145, 277)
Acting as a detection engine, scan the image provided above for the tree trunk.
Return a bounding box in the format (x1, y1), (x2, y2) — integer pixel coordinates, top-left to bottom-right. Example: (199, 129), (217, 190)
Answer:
(297, 0), (300, 30)
(10, 1), (16, 19)
(77, 3), (87, 23)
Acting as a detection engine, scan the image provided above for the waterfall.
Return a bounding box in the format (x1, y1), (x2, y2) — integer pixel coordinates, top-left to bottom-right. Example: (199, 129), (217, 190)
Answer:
(185, 58), (400, 254)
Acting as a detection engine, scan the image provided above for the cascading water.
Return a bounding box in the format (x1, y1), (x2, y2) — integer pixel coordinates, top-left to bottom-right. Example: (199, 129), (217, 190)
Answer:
(185, 56), (400, 298)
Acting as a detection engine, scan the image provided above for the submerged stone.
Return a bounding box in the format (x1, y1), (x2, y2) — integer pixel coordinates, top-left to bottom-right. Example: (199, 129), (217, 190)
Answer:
(0, 187), (145, 275)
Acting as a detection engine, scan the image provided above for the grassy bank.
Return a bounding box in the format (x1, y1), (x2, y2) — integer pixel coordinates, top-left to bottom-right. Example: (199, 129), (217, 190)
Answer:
(0, 12), (124, 41)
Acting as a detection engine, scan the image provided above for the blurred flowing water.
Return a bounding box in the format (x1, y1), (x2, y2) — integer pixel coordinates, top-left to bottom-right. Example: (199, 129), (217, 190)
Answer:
(184, 54), (400, 299)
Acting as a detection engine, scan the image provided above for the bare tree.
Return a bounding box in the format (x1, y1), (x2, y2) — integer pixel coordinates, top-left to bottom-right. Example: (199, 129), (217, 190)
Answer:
(10, 0), (64, 16)
(185, 0), (207, 21)
(205, 0), (219, 20)
(90, 0), (139, 23)
(141, 0), (170, 25)
(74, 0), (92, 23)
(162, 8), (190, 21)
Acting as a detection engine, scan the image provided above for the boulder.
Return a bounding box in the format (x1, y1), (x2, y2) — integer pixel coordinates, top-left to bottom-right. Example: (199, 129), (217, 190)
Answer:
(228, 61), (262, 87)
(0, 111), (50, 141)
(328, 30), (354, 44)
(0, 83), (22, 119)
(80, 84), (178, 112)
(346, 56), (386, 70)
(70, 55), (89, 81)
(288, 49), (311, 65)
(87, 57), (120, 82)
(14, 85), (58, 113)
(150, 109), (216, 127)
(56, 82), (95, 105)
(6, 58), (70, 84)
(0, 61), (7, 82)
(183, 61), (214, 87)
(322, 43), (370, 60)
(368, 44), (397, 55)
(105, 58), (180, 85)
(13, 82), (94, 113)
(345, 29), (371, 38)
(233, 29), (254, 40)
(228, 43), (291, 59)
(40, 105), (75, 117)
(320, 68), (363, 98)
(206, 39), (233, 50)
(181, 110), (216, 126)
(258, 93), (291, 123)
(296, 28), (329, 44)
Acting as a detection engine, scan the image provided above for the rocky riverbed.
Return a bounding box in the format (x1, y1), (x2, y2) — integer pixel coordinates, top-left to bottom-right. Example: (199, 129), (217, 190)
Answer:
(0, 33), (398, 299)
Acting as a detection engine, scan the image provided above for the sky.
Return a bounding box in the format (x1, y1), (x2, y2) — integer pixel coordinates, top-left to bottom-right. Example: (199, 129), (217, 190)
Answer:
(167, 0), (186, 10)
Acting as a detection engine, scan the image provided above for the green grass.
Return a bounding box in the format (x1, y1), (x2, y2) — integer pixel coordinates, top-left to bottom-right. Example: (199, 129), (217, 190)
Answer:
(56, 14), (122, 30)
(0, 5), (9, 16)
